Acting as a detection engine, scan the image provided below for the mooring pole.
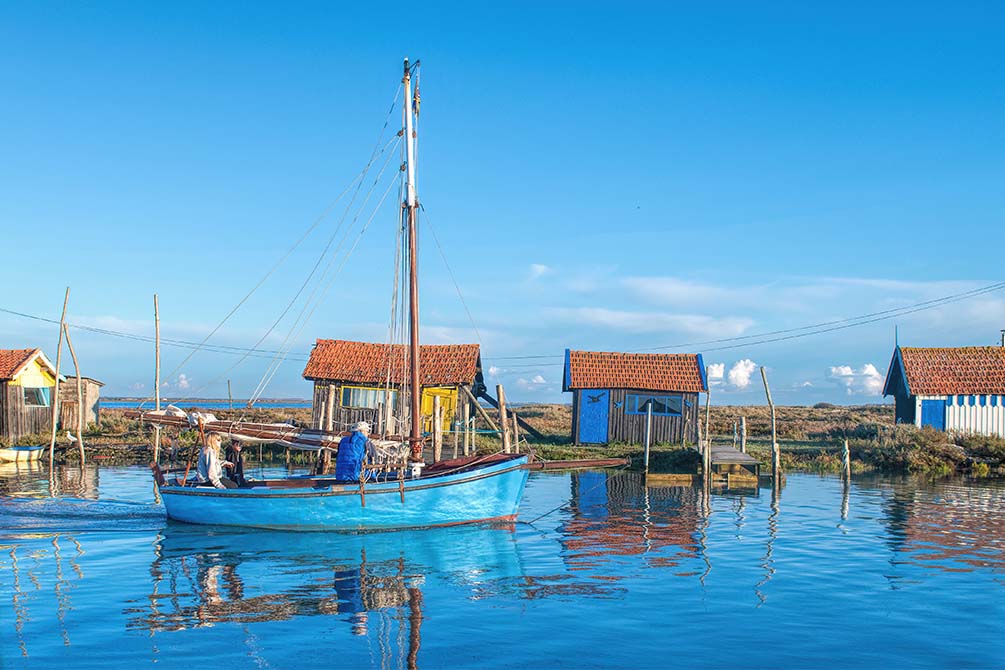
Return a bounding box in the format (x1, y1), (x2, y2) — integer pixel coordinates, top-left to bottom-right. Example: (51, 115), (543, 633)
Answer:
(48, 287), (70, 473)
(740, 416), (747, 454)
(843, 438), (851, 482)
(432, 395), (442, 462)
(643, 401), (653, 475)
(497, 384), (510, 453)
(760, 366), (780, 483)
(154, 294), (161, 464)
(62, 323), (85, 465)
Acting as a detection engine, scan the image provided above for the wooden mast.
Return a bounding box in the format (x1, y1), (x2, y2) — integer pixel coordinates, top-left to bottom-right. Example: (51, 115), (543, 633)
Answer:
(403, 57), (423, 462)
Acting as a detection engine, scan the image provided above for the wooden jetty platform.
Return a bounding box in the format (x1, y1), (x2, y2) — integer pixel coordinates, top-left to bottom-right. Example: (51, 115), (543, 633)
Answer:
(708, 444), (761, 484)
(524, 457), (630, 471)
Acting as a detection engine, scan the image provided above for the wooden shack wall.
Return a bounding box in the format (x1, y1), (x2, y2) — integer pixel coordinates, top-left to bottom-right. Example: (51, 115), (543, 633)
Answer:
(58, 381), (102, 429)
(1, 382), (52, 441)
(311, 380), (461, 434)
(571, 388), (701, 445)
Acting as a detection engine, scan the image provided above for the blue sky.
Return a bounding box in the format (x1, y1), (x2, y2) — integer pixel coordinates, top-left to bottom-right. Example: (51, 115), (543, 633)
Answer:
(1, 2), (1003, 404)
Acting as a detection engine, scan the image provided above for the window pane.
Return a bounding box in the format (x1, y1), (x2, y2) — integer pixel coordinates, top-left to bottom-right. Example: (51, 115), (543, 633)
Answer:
(23, 387), (50, 407)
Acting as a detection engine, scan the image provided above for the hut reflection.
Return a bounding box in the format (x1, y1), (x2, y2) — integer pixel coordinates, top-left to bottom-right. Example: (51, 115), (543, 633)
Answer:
(878, 478), (1005, 574)
(560, 471), (702, 570)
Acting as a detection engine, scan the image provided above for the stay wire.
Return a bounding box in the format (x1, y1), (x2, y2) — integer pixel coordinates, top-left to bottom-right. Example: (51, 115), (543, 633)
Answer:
(247, 135), (406, 402)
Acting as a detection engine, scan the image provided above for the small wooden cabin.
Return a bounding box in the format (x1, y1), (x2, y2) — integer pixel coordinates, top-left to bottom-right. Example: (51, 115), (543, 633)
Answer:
(0, 348), (58, 441)
(302, 339), (486, 433)
(883, 345), (1005, 436)
(58, 376), (104, 429)
(563, 349), (707, 445)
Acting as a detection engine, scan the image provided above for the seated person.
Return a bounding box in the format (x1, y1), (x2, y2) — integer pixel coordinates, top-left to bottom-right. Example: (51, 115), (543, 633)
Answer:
(196, 432), (237, 489)
(334, 421), (377, 482)
(224, 439), (248, 487)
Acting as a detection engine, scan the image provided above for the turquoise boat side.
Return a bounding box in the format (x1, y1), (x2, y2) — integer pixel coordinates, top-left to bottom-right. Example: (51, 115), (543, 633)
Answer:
(158, 456), (529, 530)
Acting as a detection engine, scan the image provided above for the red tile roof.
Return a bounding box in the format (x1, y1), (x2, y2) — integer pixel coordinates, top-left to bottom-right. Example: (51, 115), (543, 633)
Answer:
(303, 339), (481, 386)
(564, 350), (707, 393)
(899, 346), (1005, 395)
(0, 348), (40, 381)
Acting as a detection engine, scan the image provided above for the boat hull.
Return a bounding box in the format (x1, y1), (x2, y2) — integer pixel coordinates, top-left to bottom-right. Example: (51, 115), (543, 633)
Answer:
(158, 456), (529, 530)
(0, 445), (45, 463)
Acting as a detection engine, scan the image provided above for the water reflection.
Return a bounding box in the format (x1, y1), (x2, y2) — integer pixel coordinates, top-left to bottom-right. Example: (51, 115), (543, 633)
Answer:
(4, 465), (1005, 667)
(563, 472), (704, 570)
(869, 477), (1005, 574)
(1, 532), (86, 657)
(125, 524), (522, 666)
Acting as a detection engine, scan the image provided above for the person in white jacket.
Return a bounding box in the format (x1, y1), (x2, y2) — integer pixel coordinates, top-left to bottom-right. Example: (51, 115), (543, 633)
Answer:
(196, 432), (236, 488)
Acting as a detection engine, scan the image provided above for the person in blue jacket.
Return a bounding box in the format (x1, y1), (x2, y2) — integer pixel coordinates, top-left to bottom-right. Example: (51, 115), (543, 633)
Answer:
(335, 421), (377, 481)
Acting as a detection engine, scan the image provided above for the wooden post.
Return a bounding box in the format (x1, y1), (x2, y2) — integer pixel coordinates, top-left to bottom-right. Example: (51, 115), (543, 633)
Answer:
(511, 411), (520, 454)
(154, 294), (161, 464)
(733, 421), (738, 449)
(843, 438), (851, 482)
(703, 382), (711, 456)
(452, 415), (459, 459)
(227, 379), (233, 410)
(48, 287), (70, 471)
(62, 324), (85, 465)
(432, 395), (442, 462)
(462, 400), (471, 456)
(326, 384), (336, 431)
(461, 385), (499, 432)
(760, 367), (780, 482)
(643, 401), (652, 475)
(496, 384), (510, 453)
(740, 416), (747, 454)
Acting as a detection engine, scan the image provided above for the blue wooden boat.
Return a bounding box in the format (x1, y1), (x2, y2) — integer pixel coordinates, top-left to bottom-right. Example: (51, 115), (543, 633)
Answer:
(140, 59), (531, 531)
(0, 444), (45, 463)
(151, 453), (528, 530)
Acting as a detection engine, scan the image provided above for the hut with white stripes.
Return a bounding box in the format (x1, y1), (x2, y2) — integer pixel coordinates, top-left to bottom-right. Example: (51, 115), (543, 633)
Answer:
(882, 345), (1005, 436)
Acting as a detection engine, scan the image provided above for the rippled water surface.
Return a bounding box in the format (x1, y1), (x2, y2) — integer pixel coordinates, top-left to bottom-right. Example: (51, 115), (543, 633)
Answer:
(2, 462), (1004, 669)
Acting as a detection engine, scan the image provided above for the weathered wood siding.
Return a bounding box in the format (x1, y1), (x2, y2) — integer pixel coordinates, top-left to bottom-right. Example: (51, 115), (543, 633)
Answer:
(311, 380), (461, 434)
(1, 382), (53, 441)
(572, 388), (700, 445)
(312, 382), (380, 431)
(58, 379), (102, 428)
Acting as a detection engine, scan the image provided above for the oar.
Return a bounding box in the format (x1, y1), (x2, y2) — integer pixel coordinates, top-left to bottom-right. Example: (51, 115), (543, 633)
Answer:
(179, 418), (205, 486)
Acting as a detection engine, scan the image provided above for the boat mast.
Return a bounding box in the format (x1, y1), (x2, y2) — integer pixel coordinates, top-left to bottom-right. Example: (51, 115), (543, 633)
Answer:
(403, 57), (423, 461)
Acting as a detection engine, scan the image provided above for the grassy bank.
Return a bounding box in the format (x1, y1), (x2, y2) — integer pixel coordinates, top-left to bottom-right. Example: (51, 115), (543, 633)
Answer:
(10, 403), (1005, 476)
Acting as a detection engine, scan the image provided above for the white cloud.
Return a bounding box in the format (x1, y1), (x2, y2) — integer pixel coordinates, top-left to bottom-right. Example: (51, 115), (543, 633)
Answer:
(828, 363), (884, 396)
(129, 382), (145, 392)
(528, 264), (552, 281)
(727, 359), (758, 389)
(706, 363), (725, 385)
(531, 374), (546, 384)
(488, 366), (499, 377)
(177, 373), (191, 390)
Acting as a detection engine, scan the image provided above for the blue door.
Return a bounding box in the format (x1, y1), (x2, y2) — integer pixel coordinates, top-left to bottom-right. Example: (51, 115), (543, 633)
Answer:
(578, 389), (609, 444)
(920, 399), (946, 431)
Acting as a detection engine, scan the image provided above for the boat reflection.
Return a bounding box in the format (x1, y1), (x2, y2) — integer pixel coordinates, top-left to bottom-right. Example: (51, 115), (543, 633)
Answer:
(126, 523), (524, 665)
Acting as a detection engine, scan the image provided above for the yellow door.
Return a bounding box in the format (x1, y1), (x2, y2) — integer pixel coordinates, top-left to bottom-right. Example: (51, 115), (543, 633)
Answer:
(421, 387), (458, 433)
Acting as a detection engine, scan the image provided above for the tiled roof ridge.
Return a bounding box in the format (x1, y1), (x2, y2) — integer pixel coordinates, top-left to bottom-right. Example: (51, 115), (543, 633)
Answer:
(0, 348), (41, 380)
(898, 345), (1005, 395)
(303, 339), (481, 385)
(566, 349), (706, 393)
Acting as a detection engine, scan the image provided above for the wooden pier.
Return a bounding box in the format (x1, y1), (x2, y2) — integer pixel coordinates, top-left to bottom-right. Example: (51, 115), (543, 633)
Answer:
(708, 443), (761, 484)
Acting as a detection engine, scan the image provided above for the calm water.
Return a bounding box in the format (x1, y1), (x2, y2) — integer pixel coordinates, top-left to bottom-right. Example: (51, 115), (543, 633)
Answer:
(1, 463), (1004, 669)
